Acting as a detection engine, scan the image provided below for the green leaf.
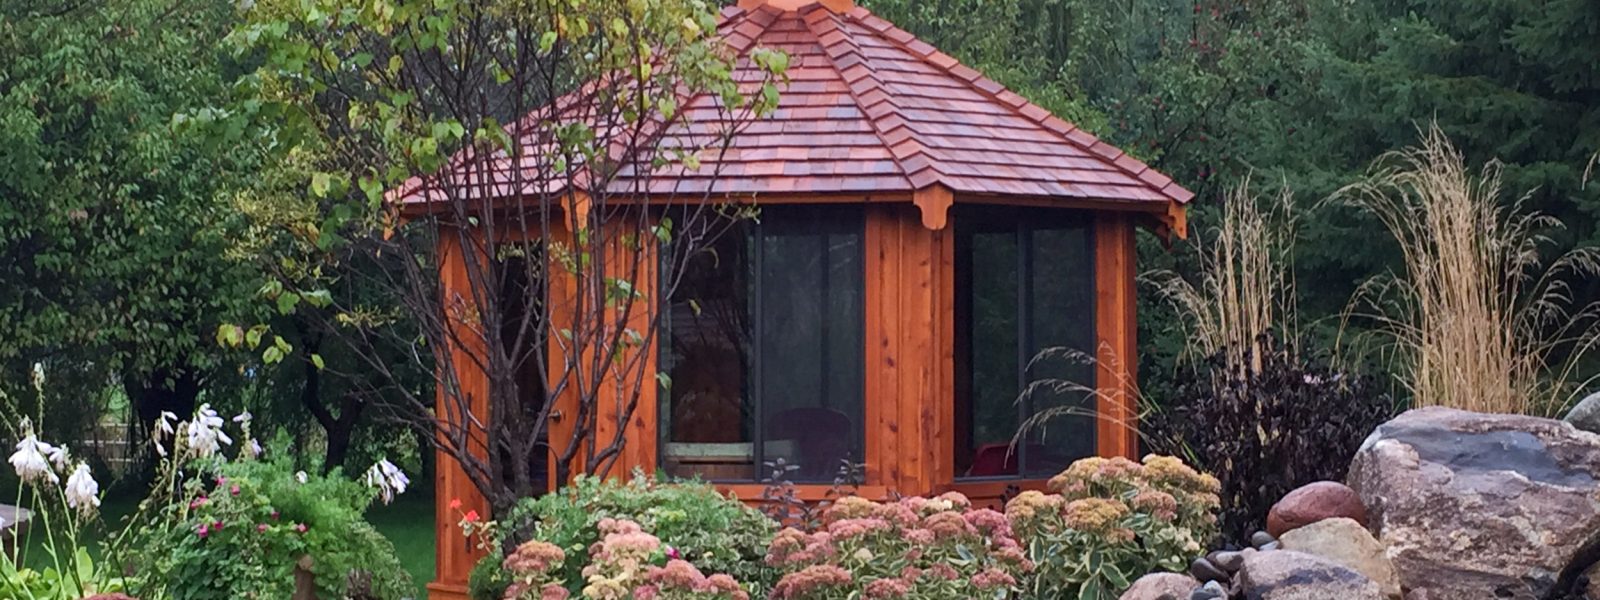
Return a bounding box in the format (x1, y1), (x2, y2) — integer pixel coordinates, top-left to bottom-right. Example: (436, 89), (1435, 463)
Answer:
(311, 354), (325, 370)
(310, 172), (333, 197)
(276, 291), (301, 314)
(245, 325), (269, 349)
(302, 289), (333, 308)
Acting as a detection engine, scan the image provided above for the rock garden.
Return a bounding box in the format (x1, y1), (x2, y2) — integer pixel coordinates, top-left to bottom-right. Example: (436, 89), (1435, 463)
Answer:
(1123, 403), (1600, 600)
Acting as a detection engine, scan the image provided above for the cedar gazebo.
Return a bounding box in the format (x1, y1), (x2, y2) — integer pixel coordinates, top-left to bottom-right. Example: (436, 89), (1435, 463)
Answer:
(417, 0), (1190, 596)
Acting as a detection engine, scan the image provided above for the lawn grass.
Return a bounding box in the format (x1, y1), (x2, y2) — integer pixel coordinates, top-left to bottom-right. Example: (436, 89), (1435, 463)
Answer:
(367, 490), (437, 598)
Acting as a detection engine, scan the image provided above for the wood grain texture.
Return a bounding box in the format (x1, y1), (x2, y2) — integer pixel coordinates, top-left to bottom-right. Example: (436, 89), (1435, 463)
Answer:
(1094, 213), (1139, 459)
(432, 230), (490, 596)
(863, 205), (956, 494)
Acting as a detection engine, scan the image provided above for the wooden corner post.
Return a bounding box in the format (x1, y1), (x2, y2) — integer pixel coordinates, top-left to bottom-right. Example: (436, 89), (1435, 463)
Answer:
(430, 231), (490, 600)
(1093, 212), (1139, 459)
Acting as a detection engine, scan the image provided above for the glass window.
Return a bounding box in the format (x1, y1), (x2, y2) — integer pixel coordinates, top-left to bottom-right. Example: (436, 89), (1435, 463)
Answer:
(660, 205), (865, 482)
(955, 207), (1097, 479)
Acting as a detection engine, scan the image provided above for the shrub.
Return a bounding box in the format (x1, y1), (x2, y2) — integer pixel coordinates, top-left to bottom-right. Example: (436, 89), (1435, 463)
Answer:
(1009, 455), (1219, 598)
(469, 474), (777, 599)
(764, 493), (1030, 600)
(1147, 338), (1394, 540)
(130, 455), (414, 600)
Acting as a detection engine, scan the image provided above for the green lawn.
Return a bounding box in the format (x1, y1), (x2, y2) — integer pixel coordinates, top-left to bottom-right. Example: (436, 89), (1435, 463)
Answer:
(368, 491), (437, 598)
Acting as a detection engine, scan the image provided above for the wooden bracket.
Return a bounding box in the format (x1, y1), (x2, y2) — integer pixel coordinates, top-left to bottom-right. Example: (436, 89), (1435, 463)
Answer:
(912, 184), (953, 230)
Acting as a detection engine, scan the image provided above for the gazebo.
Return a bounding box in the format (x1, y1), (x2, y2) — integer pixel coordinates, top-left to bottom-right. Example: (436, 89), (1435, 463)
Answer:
(416, 0), (1190, 595)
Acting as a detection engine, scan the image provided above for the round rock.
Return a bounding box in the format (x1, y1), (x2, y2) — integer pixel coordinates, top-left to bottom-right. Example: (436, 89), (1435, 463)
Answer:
(1118, 572), (1200, 600)
(1266, 480), (1367, 537)
(1279, 517), (1401, 599)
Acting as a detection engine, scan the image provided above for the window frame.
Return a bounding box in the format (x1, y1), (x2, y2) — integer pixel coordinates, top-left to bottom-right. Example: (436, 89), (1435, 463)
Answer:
(656, 204), (868, 483)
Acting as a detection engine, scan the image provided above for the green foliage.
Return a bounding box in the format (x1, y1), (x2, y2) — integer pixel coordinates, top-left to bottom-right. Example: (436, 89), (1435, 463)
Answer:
(470, 474), (777, 599)
(1010, 455), (1219, 599)
(130, 454), (412, 600)
(0, 0), (263, 404)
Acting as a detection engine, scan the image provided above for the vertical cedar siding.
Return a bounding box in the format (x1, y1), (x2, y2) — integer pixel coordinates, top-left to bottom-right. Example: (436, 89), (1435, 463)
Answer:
(429, 230), (490, 599)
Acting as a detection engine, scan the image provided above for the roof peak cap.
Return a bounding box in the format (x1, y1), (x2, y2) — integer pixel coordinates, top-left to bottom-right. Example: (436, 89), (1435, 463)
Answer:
(736, 0), (852, 13)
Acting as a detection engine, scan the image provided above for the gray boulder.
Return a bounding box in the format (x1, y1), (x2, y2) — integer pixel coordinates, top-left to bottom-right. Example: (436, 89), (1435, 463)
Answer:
(1278, 517), (1401, 599)
(1235, 550), (1383, 600)
(1348, 407), (1600, 599)
(1119, 572), (1200, 600)
(1563, 391), (1600, 435)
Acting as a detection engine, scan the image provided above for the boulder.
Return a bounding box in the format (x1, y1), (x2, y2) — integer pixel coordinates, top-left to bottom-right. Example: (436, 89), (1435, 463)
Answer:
(1235, 550), (1384, 600)
(0, 505), (32, 559)
(1278, 517), (1401, 599)
(1266, 481), (1367, 537)
(1563, 391), (1600, 435)
(1119, 572), (1200, 600)
(1348, 407), (1600, 599)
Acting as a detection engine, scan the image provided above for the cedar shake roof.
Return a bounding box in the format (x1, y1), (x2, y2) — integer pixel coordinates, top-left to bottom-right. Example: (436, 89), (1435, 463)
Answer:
(396, 0), (1192, 217)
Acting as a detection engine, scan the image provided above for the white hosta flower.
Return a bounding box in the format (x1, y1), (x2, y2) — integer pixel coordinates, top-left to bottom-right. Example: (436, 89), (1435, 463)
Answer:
(9, 419), (60, 485)
(232, 411), (252, 425)
(363, 459), (410, 505)
(47, 444), (70, 472)
(64, 462), (100, 517)
(30, 362), (45, 392)
(153, 411), (179, 457)
(10, 436), (58, 485)
(246, 439), (263, 459)
(185, 404), (233, 458)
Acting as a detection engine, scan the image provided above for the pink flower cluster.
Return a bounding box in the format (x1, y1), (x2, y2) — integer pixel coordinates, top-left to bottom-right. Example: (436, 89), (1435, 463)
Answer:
(501, 540), (570, 600)
(634, 559), (749, 600)
(765, 493), (1032, 600)
(518, 518), (753, 600)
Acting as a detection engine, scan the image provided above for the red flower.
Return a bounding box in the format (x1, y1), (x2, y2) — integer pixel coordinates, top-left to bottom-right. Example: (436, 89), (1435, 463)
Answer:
(449, 498), (463, 510)
(464, 510), (480, 523)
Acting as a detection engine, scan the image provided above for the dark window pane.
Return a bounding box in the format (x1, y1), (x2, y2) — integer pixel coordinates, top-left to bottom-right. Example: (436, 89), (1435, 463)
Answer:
(956, 208), (1097, 480)
(661, 206), (865, 482)
(1023, 225), (1097, 476)
(963, 228), (1021, 477)
(661, 225), (755, 481)
(759, 207), (865, 481)
(499, 248), (549, 491)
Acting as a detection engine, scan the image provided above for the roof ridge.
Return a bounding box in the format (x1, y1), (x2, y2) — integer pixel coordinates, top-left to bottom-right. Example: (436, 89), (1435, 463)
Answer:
(797, 4), (921, 190)
(840, 6), (1193, 204)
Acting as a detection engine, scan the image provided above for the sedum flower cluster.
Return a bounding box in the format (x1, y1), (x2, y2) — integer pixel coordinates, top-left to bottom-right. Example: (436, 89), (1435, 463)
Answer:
(1010, 454), (1220, 598)
(502, 517), (750, 600)
(765, 492), (1030, 600)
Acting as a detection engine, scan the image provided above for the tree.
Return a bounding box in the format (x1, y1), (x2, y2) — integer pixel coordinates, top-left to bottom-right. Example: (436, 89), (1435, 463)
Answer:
(0, 0), (262, 442)
(227, 0), (785, 509)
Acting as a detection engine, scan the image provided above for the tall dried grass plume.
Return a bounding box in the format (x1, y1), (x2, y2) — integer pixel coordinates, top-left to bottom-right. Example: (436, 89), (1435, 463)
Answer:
(1339, 124), (1600, 416)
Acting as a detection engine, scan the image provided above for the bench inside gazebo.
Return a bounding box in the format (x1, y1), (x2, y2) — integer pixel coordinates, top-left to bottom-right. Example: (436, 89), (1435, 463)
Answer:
(409, 0), (1191, 596)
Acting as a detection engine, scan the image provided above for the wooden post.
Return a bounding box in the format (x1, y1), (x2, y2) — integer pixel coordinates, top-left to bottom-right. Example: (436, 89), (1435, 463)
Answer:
(1094, 213), (1139, 459)
(429, 231), (490, 600)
